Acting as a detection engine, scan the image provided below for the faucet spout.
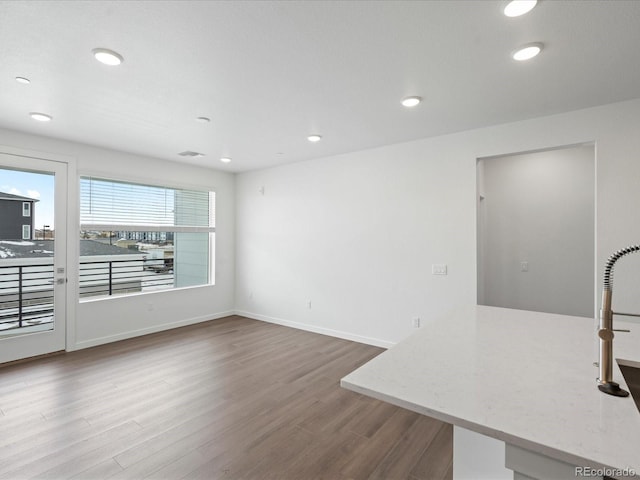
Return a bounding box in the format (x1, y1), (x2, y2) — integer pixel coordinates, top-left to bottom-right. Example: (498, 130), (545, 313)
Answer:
(597, 244), (640, 397)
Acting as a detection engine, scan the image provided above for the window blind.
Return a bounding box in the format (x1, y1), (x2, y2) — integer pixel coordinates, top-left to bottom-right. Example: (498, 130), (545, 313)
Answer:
(80, 177), (215, 232)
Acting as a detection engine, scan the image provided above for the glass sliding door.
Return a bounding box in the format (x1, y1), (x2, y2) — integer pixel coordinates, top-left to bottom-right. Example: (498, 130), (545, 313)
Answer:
(0, 152), (67, 363)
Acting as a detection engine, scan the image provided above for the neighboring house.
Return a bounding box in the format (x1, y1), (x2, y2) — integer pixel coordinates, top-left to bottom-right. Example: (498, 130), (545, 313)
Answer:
(117, 231), (174, 243)
(0, 191), (39, 241)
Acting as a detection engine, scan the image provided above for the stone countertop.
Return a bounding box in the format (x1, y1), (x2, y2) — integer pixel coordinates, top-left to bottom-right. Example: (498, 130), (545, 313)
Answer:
(341, 305), (640, 474)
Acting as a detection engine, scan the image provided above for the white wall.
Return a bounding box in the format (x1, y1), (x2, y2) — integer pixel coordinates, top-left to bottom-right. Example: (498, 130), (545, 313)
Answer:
(0, 127), (235, 350)
(478, 146), (594, 318)
(235, 137), (474, 347)
(236, 98), (640, 346)
(4, 97), (640, 352)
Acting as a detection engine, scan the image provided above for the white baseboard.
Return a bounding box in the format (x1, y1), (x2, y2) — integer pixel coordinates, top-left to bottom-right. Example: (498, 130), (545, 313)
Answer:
(234, 310), (395, 349)
(71, 309), (395, 351)
(70, 310), (236, 350)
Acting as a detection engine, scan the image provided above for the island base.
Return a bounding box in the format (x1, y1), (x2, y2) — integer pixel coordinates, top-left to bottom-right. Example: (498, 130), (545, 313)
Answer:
(453, 426), (607, 480)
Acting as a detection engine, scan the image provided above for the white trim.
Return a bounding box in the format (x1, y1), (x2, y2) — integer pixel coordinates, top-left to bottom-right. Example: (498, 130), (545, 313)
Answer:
(234, 310), (395, 349)
(22, 202), (31, 217)
(80, 224), (215, 233)
(78, 169), (219, 195)
(22, 224), (31, 240)
(65, 154), (78, 356)
(0, 144), (75, 164)
(77, 279), (212, 304)
(70, 310), (235, 350)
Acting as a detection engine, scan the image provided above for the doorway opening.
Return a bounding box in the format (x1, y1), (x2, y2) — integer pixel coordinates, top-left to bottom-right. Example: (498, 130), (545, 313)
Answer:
(477, 144), (595, 318)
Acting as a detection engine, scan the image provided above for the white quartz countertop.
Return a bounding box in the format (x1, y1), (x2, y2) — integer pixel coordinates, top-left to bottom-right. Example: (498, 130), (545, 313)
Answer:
(341, 305), (640, 474)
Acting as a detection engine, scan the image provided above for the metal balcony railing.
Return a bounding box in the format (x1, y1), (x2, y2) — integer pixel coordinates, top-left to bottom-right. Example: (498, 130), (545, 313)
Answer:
(79, 257), (174, 298)
(0, 258), (174, 334)
(0, 261), (54, 333)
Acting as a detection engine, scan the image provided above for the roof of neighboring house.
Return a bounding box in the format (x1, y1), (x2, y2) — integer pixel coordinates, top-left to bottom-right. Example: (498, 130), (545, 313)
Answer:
(0, 239), (140, 259)
(80, 240), (142, 257)
(0, 191), (40, 202)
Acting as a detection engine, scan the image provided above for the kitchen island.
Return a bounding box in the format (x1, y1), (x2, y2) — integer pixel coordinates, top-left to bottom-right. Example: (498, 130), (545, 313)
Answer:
(341, 306), (640, 479)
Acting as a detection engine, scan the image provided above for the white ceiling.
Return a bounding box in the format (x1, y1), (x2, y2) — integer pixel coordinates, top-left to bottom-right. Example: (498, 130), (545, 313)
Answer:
(1, 0), (640, 173)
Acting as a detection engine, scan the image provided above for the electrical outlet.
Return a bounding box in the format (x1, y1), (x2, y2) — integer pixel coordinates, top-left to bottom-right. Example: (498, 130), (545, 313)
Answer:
(307, 300), (312, 309)
(412, 317), (421, 328)
(432, 264), (448, 275)
(521, 261), (529, 272)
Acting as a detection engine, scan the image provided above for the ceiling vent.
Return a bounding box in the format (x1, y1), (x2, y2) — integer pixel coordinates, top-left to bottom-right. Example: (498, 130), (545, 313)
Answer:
(178, 151), (205, 158)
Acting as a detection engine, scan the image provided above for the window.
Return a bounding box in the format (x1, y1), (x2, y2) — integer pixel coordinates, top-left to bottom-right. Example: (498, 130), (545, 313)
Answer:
(22, 225), (31, 240)
(22, 202), (31, 217)
(79, 176), (215, 300)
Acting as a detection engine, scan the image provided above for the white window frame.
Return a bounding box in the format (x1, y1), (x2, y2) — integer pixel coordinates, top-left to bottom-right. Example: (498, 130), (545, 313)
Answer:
(79, 175), (216, 300)
(22, 224), (31, 240)
(22, 201), (31, 217)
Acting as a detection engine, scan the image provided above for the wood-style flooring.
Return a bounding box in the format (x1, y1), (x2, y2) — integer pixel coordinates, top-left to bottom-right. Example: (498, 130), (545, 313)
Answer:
(0, 316), (452, 480)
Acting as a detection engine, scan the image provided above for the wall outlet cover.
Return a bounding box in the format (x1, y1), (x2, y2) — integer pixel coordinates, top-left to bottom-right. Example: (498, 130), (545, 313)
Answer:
(432, 264), (448, 275)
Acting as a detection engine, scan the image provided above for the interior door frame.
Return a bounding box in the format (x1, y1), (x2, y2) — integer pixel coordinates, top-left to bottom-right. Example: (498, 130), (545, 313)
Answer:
(0, 144), (76, 363)
(475, 142), (596, 318)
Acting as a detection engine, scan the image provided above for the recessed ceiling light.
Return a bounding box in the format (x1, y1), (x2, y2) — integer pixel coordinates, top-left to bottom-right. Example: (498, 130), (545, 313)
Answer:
(220, 157), (232, 163)
(196, 116), (211, 123)
(29, 112), (52, 122)
(92, 48), (124, 66)
(401, 96), (422, 107)
(512, 43), (543, 61)
(307, 134), (322, 142)
(15, 76), (30, 84)
(504, 0), (537, 17)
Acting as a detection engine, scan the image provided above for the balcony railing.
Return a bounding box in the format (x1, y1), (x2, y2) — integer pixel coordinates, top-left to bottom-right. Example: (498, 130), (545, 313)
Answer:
(79, 257), (174, 298)
(0, 257), (174, 334)
(0, 260), (54, 333)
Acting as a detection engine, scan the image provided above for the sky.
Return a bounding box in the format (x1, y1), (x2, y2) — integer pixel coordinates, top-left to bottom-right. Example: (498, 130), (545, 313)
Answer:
(0, 167), (55, 229)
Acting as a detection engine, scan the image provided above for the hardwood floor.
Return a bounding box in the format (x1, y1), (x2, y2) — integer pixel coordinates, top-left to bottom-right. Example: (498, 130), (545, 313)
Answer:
(0, 316), (452, 480)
